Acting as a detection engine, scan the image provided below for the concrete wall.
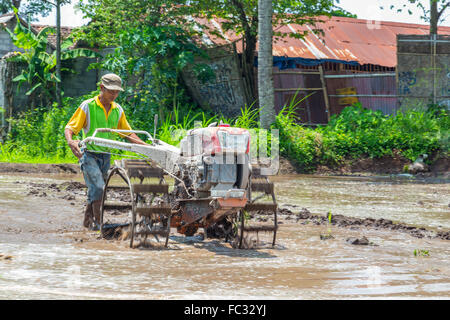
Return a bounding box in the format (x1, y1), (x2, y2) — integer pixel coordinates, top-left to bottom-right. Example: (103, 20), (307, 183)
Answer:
(0, 19), (24, 57)
(0, 57), (101, 115)
(0, 58), (28, 115)
(0, 23), (104, 116)
(182, 44), (249, 117)
(397, 34), (450, 109)
(62, 48), (115, 98)
(62, 57), (99, 98)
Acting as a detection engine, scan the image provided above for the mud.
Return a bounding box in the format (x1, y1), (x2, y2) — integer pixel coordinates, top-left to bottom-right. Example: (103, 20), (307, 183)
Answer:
(17, 179), (450, 242)
(1, 161), (448, 242)
(289, 152), (450, 178)
(1, 153), (448, 177)
(25, 180), (86, 203)
(275, 207), (450, 241)
(0, 162), (80, 174)
(1, 170), (449, 299)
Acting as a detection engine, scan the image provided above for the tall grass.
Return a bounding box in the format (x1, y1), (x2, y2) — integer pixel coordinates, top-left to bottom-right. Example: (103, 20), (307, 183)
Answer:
(1, 91), (447, 171)
(275, 102), (449, 172)
(0, 94), (263, 163)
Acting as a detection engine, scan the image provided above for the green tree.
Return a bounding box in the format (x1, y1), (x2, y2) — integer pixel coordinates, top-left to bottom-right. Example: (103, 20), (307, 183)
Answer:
(76, 0), (195, 47)
(95, 24), (213, 129)
(2, 1), (73, 107)
(38, 0), (73, 107)
(386, 0), (449, 35)
(3, 9), (100, 108)
(0, 0), (53, 20)
(77, 0), (213, 129)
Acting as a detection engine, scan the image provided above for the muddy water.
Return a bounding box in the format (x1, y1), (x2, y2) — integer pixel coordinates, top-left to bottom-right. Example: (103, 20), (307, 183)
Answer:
(273, 174), (450, 230)
(0, 173), (449, 299)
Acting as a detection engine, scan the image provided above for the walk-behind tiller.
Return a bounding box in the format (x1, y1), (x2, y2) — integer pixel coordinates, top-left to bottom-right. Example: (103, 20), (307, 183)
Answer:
(79, 123), (278, 249)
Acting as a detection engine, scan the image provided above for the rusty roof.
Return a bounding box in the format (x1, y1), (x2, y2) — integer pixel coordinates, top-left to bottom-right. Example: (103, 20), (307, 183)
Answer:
(3, 12), (449, 67)
(0, 13), (74, 49)
(199, 15), (450, 67)
(31, 24), (74, 48)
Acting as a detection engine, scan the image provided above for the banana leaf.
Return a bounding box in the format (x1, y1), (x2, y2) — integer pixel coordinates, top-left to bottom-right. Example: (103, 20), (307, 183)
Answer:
(12, 74), (27, 82)
(61, 48), (101, 60)
(26, 83), (42, 96)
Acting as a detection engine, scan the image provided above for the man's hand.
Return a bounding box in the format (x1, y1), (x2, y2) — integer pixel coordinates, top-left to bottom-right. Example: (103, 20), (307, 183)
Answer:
(65, 128), (83, 159)
(68, 139), (82, 159)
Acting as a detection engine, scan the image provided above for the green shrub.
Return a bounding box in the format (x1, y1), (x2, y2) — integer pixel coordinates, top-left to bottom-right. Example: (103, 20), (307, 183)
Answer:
(0, 93), (94, 163)
(275, 102), (449, 172)
(1, 97), (448, 169)
(274, 102), (322, 172)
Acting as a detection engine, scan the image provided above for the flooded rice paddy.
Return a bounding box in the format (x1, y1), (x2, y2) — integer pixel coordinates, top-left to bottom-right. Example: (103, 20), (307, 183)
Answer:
(0, 173), (449, 299)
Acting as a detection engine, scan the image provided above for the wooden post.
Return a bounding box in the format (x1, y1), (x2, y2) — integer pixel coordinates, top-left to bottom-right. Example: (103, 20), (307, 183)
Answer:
(319, 65), (331, 122)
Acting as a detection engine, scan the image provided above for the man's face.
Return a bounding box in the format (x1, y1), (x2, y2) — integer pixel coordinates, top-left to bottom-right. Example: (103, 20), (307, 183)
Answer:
(101, 85), (120, 101)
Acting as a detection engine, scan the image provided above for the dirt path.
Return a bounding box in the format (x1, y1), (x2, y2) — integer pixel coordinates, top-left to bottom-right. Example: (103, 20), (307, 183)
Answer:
(0, 161), (448, 243)
(11, 171), (450, 242)
(0, 162), (80, 174)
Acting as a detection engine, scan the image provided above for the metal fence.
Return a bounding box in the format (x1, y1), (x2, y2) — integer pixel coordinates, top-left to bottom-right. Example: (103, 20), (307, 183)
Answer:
(324, 72), (398, 116)
(273, 67), (399, 125)
(273, 66), (329, 125)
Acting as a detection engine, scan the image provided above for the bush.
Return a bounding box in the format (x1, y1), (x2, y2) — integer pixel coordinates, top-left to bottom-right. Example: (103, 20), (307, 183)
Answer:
(275, 103), (449, 172)
(2, 98), (448, 169)
(0, 93), (256, 162)
(0, 92), (95, 163)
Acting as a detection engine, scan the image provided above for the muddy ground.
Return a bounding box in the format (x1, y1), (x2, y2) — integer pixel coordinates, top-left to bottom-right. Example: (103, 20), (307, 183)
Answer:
(0, 156), (448, 244)
(3, 163), (448, 243)
(1, 152), (447, 177)
(286, 153), (449, 177)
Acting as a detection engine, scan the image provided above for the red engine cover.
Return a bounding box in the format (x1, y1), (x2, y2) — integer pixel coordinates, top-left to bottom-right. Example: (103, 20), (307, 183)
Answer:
(185, 126), (250, 155)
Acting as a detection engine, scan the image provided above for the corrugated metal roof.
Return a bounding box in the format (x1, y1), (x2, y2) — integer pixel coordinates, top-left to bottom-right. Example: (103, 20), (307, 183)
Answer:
(3, 12), (449, 67)
(199, 15), (450, 67)
(0, 13), (14, 24)
(1, 13), (75, 48)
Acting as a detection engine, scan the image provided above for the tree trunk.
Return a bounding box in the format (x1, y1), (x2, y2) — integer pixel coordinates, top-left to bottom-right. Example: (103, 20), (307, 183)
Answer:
(12, 0), (21, 9)
(56, 0), (62, 107)
(430, 0), (438, 35)
(242, 34), (257, 105)
(257, 0), (275, 129)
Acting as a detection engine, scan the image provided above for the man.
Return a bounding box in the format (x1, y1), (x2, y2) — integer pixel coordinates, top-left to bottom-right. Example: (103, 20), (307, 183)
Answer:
(65, 73), (147, 230)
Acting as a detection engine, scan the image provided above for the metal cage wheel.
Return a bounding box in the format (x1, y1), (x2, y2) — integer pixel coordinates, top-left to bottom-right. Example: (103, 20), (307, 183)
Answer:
(100, 166), (134, 239)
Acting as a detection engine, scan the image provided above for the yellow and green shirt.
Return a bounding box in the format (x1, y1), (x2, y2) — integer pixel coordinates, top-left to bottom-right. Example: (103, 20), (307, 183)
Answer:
(65, 95), (132, 152)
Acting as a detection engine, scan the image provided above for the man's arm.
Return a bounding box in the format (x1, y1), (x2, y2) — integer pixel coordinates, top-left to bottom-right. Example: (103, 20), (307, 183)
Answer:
(126, 132), (148, 145)
(65, 128), (83, 159)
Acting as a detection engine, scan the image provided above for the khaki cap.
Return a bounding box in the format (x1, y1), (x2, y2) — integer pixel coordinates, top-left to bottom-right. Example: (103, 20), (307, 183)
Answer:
(101, 73), (124, 91)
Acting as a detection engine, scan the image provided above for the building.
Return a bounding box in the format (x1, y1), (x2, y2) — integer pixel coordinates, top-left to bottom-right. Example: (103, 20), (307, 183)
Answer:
(0, 13), (99, 122)
(185, 15), (450, 124)
(2, 13), (450, 129)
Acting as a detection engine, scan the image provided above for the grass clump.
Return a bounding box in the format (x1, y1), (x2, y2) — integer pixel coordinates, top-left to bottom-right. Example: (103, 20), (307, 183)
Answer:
(1, 93), (448, 171)
(0, 92), (264, 163)
(274, 102), (449, 172)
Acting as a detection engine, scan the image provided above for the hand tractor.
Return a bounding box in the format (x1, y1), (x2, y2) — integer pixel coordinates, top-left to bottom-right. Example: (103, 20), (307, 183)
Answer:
(79, 123), (278, 249)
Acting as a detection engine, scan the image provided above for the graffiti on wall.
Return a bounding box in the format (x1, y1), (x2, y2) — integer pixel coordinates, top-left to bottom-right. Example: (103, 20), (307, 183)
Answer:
(444, 69), (450, 96)
(183, 50), (246, 117)
(398, 71), (417, 95)
(196, 58), (237, 107)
